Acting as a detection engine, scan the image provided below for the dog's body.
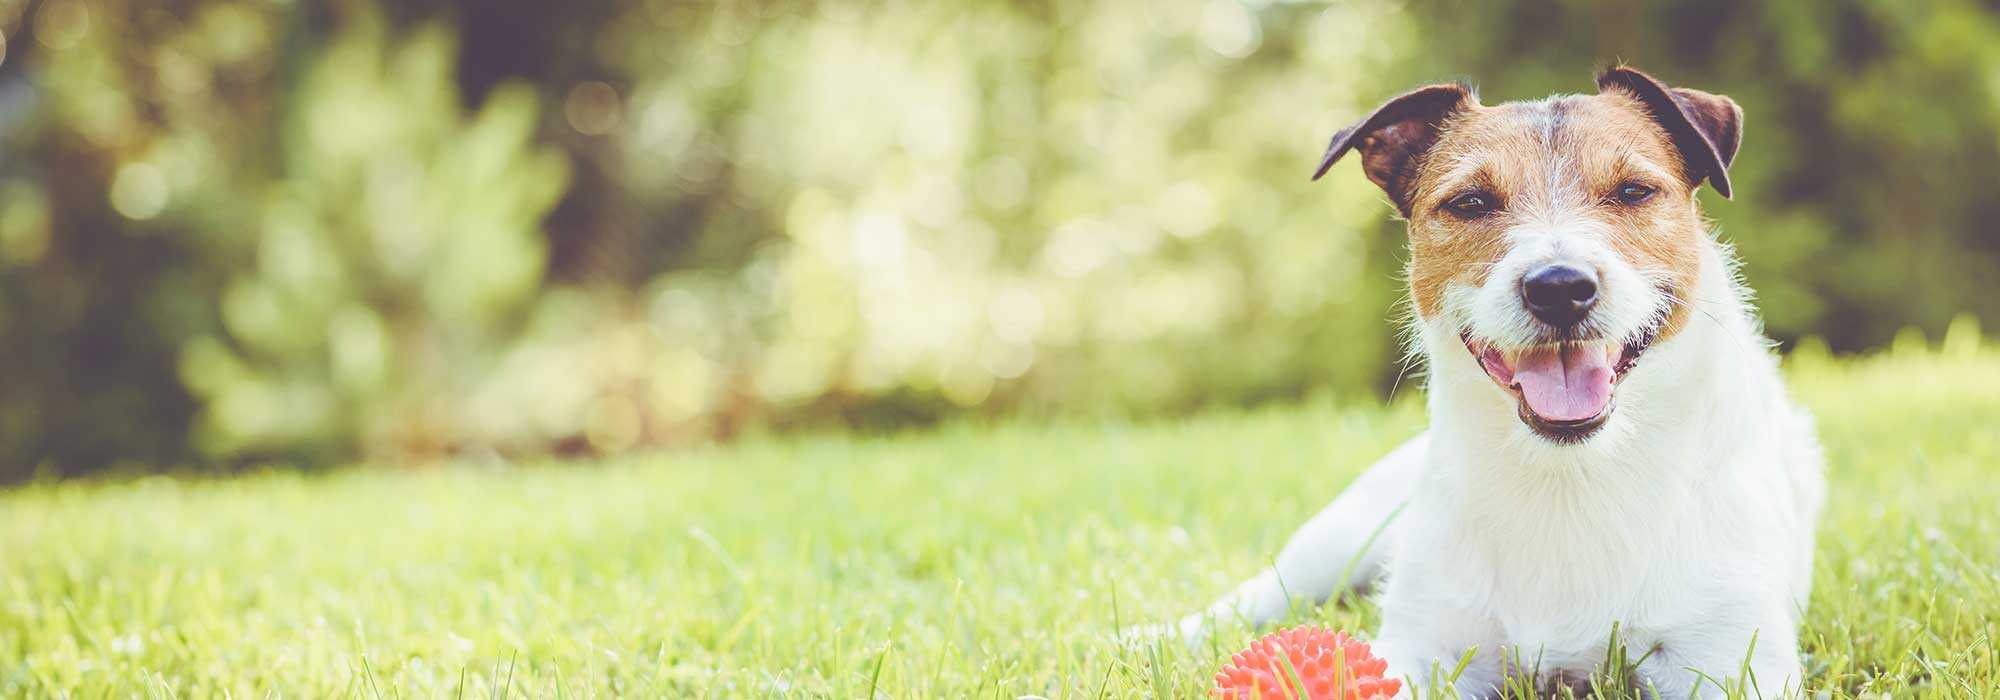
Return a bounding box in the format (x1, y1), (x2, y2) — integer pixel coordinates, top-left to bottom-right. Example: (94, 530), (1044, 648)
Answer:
(1176, 69), (1825, 698)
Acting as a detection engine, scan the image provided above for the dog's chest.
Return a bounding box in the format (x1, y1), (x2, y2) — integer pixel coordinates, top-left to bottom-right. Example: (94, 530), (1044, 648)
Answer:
(1446, 478), (1721, 668)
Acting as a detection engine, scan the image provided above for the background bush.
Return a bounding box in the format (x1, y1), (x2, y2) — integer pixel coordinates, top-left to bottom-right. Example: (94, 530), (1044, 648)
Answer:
(5, 0), (1997, 478)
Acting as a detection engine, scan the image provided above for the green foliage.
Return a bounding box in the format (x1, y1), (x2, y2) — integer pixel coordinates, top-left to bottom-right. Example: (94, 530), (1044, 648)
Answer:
(587, 0), (1419, 424)
(6, 0), (2000, 472)
(178, 18), (569, 460)
(2, 343), (1996, 697)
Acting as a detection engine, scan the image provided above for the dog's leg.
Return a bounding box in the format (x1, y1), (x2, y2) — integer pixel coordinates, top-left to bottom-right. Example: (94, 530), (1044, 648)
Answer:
(1636, 620), (1804, 700)
(1172, 433), (1430, 645)
(1371, 639), (1504, 700)
(1370, 580), (1507, 700)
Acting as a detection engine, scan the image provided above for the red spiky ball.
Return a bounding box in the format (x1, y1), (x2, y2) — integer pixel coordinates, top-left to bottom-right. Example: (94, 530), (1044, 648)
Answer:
(1211, 627), (1401, 700)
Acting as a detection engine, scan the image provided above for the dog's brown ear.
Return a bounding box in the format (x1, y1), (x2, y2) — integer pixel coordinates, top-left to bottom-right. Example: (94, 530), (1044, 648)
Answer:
(1312, 84), (1475, 215)
(1596, 66), (1743, 199)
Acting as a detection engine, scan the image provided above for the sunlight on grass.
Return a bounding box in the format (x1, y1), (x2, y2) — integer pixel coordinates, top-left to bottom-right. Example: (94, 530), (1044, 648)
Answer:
(3, 332), (1997, 698)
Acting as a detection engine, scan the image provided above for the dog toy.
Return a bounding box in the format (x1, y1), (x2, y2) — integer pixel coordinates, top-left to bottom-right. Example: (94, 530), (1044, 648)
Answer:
(1211, 626), (1400, 700)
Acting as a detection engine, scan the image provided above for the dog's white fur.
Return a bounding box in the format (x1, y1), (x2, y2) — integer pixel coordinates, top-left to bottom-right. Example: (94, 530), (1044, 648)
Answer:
(1174, 107), (1825, 699)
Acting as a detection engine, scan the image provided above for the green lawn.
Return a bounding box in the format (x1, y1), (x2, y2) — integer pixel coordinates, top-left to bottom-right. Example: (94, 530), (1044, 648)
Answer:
(4, 334), (1998, 699)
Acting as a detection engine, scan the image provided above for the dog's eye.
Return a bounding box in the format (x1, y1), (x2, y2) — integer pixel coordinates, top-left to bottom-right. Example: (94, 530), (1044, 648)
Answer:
(1445, 192), (1497, 218)
(1614, 183), (1656, 205)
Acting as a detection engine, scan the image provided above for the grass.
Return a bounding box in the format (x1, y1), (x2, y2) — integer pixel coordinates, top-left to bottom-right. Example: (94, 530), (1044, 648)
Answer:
(3, 328), (1998, 699)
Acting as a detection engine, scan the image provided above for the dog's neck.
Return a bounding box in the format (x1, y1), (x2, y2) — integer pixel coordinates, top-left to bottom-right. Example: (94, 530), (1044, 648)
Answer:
(1419, 238), (1784, 491)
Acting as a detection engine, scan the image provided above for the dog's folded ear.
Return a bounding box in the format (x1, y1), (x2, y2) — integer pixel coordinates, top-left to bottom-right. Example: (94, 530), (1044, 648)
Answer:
(1596, 66), (1743, 199)
(1311, 84), (1475, 216)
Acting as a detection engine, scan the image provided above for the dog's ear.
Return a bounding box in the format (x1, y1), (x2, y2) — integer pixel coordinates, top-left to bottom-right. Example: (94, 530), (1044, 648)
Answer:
(1596, 66), (1743, 199)
(1312, 84), (1476, 215)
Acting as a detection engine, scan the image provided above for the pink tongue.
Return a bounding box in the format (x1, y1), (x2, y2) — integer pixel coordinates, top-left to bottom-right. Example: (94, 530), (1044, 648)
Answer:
(1512, 344), (1616, 422)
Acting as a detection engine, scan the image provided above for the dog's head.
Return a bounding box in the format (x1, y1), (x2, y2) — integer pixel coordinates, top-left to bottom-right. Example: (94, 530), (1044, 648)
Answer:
(1316, 67), (1742, 443)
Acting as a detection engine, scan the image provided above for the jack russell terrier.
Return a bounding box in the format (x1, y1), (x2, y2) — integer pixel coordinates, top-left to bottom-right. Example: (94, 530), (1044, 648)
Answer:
(1170, 67), (1825, 698)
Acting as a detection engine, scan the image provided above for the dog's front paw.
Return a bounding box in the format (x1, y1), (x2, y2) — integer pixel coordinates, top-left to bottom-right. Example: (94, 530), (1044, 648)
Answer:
(1173, 612), (1215, 649)
(1371, 641), (1455, 700)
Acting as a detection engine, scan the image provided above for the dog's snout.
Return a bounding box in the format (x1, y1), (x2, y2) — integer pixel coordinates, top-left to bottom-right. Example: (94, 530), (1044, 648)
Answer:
(1521, 264), (1599, 328)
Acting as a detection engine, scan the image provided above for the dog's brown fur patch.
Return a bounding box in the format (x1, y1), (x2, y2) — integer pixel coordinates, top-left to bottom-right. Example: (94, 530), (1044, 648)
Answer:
(1403, 91), (1705, 339)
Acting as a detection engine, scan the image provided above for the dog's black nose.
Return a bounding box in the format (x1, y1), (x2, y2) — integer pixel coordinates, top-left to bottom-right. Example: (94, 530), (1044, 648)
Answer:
(1521, 264), (1599, 328)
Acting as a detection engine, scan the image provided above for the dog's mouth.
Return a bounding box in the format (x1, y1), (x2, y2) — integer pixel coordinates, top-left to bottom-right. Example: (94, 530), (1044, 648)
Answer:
(1461, 321), (1660, 444)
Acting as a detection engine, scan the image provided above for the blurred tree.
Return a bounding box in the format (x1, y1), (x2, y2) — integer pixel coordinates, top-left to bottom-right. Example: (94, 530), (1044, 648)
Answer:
(176, 15), (569, 460)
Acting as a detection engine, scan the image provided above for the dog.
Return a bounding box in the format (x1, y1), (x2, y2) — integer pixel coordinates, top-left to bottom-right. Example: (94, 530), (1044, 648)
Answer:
(1170, 67), (1825, 699)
